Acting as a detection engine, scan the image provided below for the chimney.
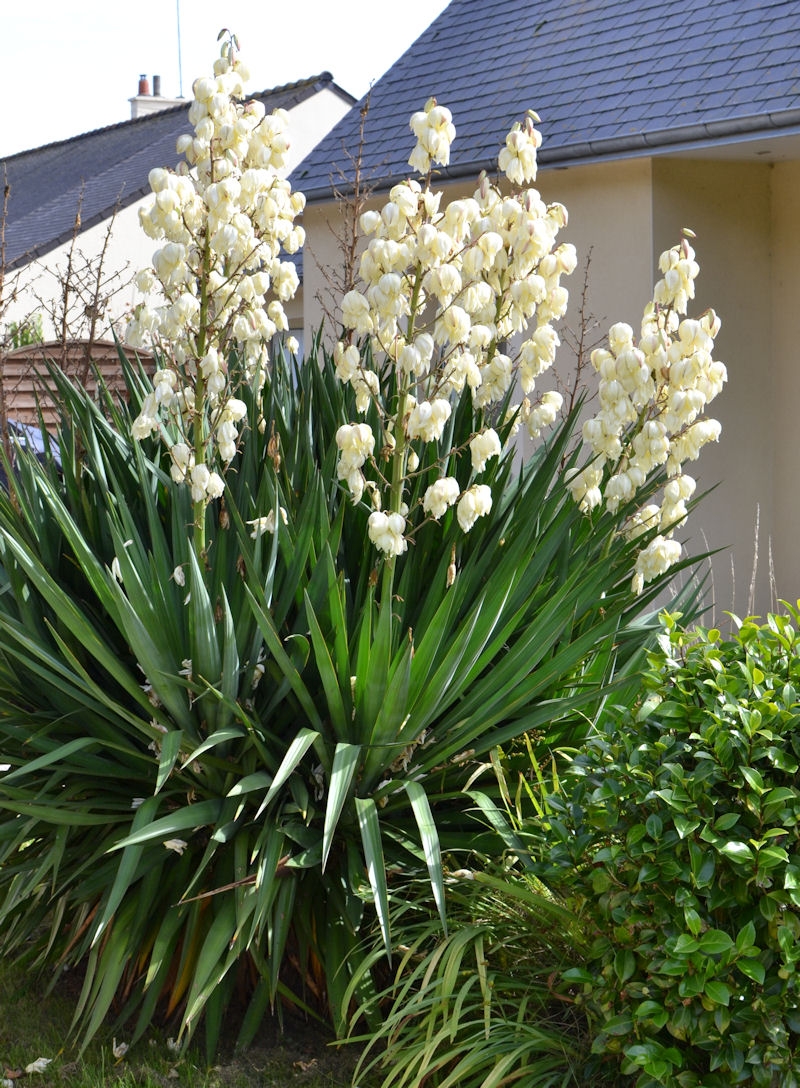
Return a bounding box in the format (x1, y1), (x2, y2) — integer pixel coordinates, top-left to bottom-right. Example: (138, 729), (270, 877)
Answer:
(130, 74), (184, 119)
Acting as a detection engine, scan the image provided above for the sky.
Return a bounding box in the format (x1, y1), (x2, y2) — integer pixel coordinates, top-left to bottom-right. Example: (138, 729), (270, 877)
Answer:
(1, 0), (451, 158)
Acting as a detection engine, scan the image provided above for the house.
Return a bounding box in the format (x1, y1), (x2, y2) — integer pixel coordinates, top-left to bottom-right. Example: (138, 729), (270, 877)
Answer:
(1, 71), (355, 352)
(291, 0), (800, 617)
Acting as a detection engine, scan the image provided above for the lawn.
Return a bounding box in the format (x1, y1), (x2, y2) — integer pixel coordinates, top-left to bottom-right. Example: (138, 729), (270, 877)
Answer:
(0, 962), (363, 1088)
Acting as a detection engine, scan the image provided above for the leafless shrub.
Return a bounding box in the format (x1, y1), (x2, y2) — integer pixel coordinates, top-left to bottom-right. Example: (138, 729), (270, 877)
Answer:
(308, 93), (380, 332)
(29, 186), (132, 384)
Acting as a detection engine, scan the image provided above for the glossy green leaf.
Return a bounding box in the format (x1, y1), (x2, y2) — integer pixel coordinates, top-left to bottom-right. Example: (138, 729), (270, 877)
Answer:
(718, 840), (754, 863)
(303, 591), (349, 741)
(112, 798), (224, 850)
(2, 736), (98, 782)
(155, 729), (184, 794)
(736, 958), (766, 984)
(405, 781), (446, 930)
(698, 929), (734, 955)
(355, 796), (390, 952)
(735, 920), (757, 951)
(245, 586), (323, 732)
(258, 727), (320, 814)
(321, 743), (361, 870)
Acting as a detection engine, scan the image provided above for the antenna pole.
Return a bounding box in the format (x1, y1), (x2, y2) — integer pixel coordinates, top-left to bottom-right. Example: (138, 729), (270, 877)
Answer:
(176, 0), (184, 97)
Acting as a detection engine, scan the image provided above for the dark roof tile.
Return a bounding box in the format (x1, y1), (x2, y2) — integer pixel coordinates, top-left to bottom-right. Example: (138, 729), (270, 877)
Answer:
(292, 0), (800, 200)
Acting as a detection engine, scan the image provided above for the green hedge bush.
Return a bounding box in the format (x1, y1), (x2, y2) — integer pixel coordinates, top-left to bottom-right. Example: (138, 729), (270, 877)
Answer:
(545, 611), (800, 1086)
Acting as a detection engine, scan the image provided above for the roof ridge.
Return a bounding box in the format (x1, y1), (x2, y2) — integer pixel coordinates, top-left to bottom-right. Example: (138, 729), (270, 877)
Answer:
(2, 72), (346, 163)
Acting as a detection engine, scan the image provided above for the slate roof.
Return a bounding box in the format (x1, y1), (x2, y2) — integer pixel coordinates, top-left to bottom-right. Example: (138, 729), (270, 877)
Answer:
(292, 0), (800, 200)
(2, 74), (354, 269)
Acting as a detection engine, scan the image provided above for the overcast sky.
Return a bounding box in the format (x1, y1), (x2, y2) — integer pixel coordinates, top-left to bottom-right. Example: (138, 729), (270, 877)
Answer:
(1, 0), (450, 158)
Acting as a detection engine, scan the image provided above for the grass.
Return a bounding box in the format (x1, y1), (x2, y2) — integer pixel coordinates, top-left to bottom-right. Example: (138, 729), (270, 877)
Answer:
(0, 962), (365, 1088)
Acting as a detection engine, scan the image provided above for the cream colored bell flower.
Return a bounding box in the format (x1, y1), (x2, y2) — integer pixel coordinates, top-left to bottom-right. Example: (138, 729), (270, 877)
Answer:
(423, 477), (460, 519)
(367, 511), (408, 556)
(406, 400), (452, 443)
(469, 429), (501, 473)
(457, 485), (493, 532)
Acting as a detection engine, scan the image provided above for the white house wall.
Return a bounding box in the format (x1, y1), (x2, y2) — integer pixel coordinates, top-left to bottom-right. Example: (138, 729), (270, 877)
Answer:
(282, 88), (355, 175)
(5, 203), (156, 342)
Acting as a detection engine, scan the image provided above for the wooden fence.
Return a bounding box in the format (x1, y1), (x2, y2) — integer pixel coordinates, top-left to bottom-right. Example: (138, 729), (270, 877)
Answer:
(0, 340), (154, 430)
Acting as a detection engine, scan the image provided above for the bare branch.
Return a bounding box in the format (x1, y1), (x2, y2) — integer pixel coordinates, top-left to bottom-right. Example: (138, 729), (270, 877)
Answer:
(553, 247), (603, 419)
(309, 92), (380, 332)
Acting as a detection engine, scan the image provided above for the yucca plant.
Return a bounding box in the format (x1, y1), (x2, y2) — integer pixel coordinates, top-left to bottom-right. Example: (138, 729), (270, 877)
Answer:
(0, 33), (725, 1061)
(0, 340), (703, 1056)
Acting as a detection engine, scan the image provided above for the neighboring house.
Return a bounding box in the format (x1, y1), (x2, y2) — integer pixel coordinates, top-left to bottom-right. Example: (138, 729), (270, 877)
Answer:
(1, 72), (355, 350)
(292, 0), (800, 617)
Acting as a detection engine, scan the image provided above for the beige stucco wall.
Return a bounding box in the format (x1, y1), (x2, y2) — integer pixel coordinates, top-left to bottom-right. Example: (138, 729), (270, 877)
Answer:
(301, 198), (360, 346)
(652, 158), (774, 617)
(769, 159), (800, 610)
(515, 158), (654, 460)
(539, 158), (654, 336)
(302, 159), (655, 472)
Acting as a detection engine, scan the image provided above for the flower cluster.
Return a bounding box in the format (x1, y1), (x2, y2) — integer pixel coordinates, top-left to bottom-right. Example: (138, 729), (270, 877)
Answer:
(567, 234), (726, 593)
(334, 104), (576, 556)
(408, 98), (457, 174)
(128, 36), (304, 507)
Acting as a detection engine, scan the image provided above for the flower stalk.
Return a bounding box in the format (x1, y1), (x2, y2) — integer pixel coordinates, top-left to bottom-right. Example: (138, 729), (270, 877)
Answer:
(127, 36), (304, 565)
(128, 47), (725, 601)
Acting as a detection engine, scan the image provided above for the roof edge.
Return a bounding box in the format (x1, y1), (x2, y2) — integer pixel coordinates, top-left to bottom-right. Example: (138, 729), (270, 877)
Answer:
(301, 107), (800, 202)
(538, 107), (800, 166)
